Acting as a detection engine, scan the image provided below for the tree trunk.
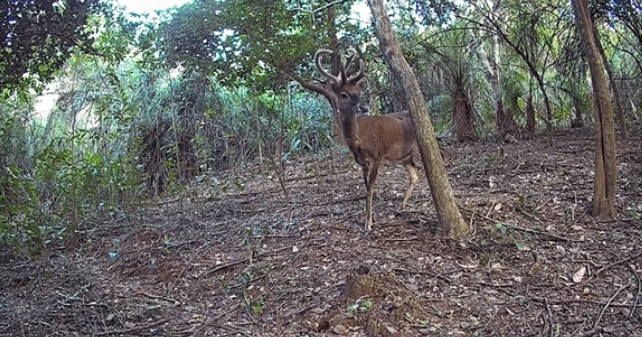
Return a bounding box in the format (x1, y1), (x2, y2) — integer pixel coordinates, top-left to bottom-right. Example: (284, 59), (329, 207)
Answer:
(388, 70), (407, 112)
(593, 23), (628, 138)
(453, 84), (476, 142)
(496, 99), (519, 142)
(367, 0), (470, 240)
(572, 0), (617, 221)
(526, 94), (536, 133)
(571, 95), (584, 128)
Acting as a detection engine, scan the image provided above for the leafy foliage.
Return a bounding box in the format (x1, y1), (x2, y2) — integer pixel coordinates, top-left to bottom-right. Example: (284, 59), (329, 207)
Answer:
(158, 0), (358, 90)
(0, 0), (101, 92)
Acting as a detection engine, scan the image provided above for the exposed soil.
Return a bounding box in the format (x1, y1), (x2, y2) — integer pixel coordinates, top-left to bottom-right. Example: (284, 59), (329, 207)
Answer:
(1, 128), (642, 336)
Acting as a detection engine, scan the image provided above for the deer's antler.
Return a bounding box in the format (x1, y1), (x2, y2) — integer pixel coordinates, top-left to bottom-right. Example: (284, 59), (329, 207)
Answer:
(314, 49), (342, 85)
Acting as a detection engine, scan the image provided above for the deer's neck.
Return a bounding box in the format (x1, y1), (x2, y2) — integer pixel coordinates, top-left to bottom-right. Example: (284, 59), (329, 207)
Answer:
(340, 113), (360, 147)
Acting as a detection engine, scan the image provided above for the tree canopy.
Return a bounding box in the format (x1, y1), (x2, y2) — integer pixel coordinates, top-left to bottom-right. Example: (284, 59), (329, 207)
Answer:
(0, 0), (101, 92)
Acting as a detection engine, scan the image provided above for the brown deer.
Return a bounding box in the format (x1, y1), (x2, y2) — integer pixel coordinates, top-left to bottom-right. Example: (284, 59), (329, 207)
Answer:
(314, 48), (419, 231)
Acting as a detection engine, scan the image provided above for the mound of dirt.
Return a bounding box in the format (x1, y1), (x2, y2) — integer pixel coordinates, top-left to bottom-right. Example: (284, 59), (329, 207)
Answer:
(305, 265), (432, 336)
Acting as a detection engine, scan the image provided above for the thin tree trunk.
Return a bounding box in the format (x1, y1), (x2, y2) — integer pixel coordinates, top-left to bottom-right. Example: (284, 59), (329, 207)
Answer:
(453, 84), (476, 142)
(572, 0), (617, 221)
(388, 70), (407, 112)
(571, 95), (584, 128)
(496, 99), (519, 142)
(367, 0), (470, 239)
(593, 23), (628, 138)
(526, 94), (536, 133)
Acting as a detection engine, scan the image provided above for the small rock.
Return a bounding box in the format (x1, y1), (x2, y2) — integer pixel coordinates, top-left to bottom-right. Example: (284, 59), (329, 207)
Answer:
(573, 267), (586, 283)
(333, 324), (348, 335)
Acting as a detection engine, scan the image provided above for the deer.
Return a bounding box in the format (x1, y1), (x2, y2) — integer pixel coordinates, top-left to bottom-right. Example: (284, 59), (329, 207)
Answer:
(314, 48), (419, 231)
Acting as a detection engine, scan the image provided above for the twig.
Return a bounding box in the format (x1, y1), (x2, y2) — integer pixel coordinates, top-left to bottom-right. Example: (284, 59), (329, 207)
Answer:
(229, 274), (268, 289)
(211, 304), (240, 321)
(172, 244), (208, 290)
(517, 206), (545, 225)
(629, 264), (641, 318)
(478, 281), (513, 288)
(595, 251), (642, 277)
(204, 257), (250, 277)
(95, 318), (170, 336)
(157, 198), (181, 205)
(316, 195), (365, 206)
(204, 245), (296, 277)
(137, 291), (180, 306)
(393, 267), (451, 283)
(383, 237), (419, 242)
(578, 326), (603, 337)
(288, 305), (316, 317)
(508, 224), (580, 242)
(593, 283), (630, 329)
(534, 198), (552, 212)
(460, 205), (579, 241)
(312, 0), (352, 13)
(527, 295), (641, 308)
(284, 172), (330, 182)
(484, 307), (499, 331)
(544, 298), (554, 337)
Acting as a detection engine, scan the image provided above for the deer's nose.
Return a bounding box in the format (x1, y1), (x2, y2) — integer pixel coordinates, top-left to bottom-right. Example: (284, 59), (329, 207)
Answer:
(357, 103), (369, 114)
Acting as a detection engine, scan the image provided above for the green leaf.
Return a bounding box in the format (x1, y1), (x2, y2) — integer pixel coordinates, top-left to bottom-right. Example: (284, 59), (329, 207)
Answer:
(253, 304), (263, 315)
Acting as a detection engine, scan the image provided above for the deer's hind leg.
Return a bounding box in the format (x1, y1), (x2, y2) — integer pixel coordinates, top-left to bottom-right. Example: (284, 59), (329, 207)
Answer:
(401, 157), (419, 210)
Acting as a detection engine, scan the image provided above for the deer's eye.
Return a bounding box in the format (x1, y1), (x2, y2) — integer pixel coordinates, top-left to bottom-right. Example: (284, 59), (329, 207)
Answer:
(340, 92), (350, 99)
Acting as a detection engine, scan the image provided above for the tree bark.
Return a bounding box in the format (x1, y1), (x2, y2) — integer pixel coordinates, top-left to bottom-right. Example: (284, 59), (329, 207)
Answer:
(453, 83), (476, 142)
(592, 23), (628, 138)
(572, 0), (617, 221)
(367, 0), (470, 239)
(496, 99), (519, 142)
(571, 95), (584, 128)
(526, 94), (536, 133)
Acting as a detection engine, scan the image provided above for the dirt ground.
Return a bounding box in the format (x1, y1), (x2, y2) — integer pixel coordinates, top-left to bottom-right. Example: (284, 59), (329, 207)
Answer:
(1, 127), (642, 336)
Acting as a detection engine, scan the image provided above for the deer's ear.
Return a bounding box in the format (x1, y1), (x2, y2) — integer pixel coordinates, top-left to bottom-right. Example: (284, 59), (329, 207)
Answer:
(356, 77), (368, 91)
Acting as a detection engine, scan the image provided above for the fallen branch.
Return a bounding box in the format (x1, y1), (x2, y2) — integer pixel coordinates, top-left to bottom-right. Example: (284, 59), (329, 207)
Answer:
(517, 206), (546, 225)
(316, 195), (365, 206)
(288, 305), (317, 317)
(629, 264), (641, 318)
(204, 257), (250, 277)
(578, 326), (603, 337)
(393, 267), (451, 283)
(171, 245), (207, 290)
(137, 291), (180, 306)
(383, 237), (419, 242)
(508, 224), (581, 242)
(204, 245), (296, 277)
(593, 283), (630, 329)
(527, 295), (640, 308)
(544, 297), (555, 337)
(595, 251), (642, 277)
(284, 172), (330, 183)
(95, 318), (170, 336)
(461, 206), (580, 242)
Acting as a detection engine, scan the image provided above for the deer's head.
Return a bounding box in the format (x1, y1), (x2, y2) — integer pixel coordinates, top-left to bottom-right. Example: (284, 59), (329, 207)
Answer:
(314, 49), (369, 116)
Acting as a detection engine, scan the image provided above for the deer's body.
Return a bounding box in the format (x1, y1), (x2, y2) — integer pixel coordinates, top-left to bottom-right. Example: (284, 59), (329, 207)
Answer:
(341, 111), (415, 163)
(315, 49), (419, 231)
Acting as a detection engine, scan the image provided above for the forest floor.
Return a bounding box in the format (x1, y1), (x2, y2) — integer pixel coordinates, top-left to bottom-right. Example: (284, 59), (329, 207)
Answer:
(2, 127), (642, 337)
